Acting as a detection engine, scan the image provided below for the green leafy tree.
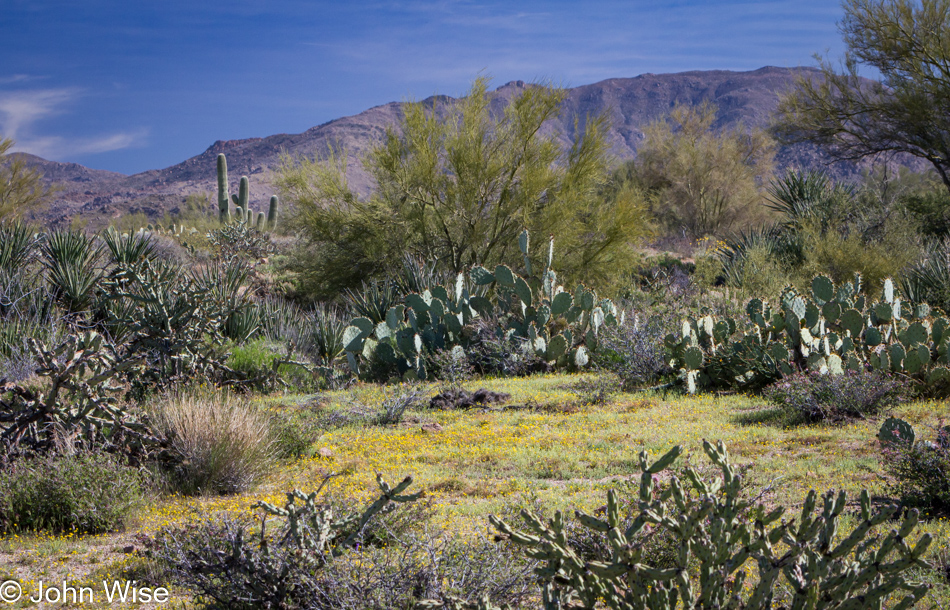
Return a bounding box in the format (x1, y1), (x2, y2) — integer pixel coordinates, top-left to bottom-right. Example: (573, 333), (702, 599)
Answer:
(634, 102), (775, 239)
(0, 136), (57, 220)
(775, 0), (950, 193)
(277, 77), (650, 298)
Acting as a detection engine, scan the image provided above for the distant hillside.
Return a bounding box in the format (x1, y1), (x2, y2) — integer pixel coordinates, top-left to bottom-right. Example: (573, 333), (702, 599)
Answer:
(20, 66), (906, 228)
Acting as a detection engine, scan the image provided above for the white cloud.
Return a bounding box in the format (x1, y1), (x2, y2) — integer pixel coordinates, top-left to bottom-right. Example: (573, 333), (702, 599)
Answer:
(0, 88), (78, 139)
(9, 130), (149, 159)
(0, 88), (146, 160)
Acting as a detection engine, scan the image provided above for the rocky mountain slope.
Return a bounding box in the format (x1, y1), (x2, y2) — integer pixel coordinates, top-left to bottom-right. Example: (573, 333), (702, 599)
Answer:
(20, 66), (891, 228)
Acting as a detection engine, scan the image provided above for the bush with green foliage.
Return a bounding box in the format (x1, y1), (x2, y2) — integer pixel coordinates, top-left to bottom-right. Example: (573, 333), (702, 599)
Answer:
(0, 451), (146, 534)
(635, 102), (775, 238)
(718, 169), (923, 299)
(278, 76), (647, 298)
(763, 370), (910, 423)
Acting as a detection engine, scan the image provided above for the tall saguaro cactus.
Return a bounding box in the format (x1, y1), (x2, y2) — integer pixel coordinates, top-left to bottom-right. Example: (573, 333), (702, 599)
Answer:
(216, 154), (231, 224)
(267, 195), (279, 230)
(232, 176), (250, 223)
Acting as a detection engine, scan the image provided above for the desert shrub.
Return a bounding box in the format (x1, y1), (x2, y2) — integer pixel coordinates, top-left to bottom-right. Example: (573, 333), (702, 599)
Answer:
(148, 392), (276, 495)
(358, 386), (425, 425)
(0, 451), (146, 534)
(569, 374), (622, 406)
(464, 317), (548, 378)
(425, 346), (474, 389)
(763, 370), (911, 423)
(226, 337), (280, 373)
(269, 408), (323, 459)
(882, 426), (950, 514)
(596, 312), (675, 390)
(155, 474), (532, 610)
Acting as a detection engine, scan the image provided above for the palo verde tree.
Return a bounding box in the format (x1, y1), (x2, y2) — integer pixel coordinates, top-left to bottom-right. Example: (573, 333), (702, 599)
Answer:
(635, 102), (775, 239)
(277, 77), (649, 298)
(775, 0), (950, 193)
(0, 136), (57, 221)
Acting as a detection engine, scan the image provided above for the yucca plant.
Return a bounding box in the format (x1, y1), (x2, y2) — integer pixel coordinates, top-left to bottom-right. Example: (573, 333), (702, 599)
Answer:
(344, 279), (400, 324)
(102, 226), (157, 267)
(397, 254), (447, 296)
(900, 239), (950, 311)
(765, 169), (854, 233)
(310, 303), (346, 366)
(258, 296), (318, 356)
(716, 226), (786, 287)
(0, 266), (56, 321)
(192, 261), (259, 343)
(41, 229), (104, 314)
(0, 221), (39, 274)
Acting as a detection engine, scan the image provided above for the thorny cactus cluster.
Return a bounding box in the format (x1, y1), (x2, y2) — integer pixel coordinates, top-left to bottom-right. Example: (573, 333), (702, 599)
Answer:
(424, 441), (933, 610)
(342, 230), (619, 380)
(0, 331), (156, 456)
(254, 473), (422, 561)
(155, 474), (422, 609)
(667, 274), (950, 394)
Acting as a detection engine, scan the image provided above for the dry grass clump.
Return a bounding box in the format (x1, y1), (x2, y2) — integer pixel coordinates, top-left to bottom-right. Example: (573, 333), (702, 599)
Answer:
(149, 391), (276, 495)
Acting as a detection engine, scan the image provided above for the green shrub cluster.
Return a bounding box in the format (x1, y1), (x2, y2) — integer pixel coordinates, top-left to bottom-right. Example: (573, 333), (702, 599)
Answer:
(0, 451), (146, 534)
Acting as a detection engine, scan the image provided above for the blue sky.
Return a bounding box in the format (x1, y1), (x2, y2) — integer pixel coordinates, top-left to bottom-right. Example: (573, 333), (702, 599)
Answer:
(1, 0), (847, 175)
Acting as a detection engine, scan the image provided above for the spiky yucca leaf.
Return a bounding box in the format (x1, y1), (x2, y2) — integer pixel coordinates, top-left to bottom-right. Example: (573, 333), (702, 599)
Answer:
(42, 229), (104, 313)
(0, 221), (39, 273)
(103, 226), (157, 266)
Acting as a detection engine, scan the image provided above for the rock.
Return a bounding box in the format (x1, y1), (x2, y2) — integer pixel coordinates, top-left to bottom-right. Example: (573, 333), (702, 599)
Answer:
(317, 447), (334, 458)
(421, 423), (444, 433)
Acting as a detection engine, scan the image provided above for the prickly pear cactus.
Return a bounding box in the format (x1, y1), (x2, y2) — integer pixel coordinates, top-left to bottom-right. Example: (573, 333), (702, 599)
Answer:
(880, 416), (916, 448)
(343, 230), (619, 380)
(669, 272), (950, 394)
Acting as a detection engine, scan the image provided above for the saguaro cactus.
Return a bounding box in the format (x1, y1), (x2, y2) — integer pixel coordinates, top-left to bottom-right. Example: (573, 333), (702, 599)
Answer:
(216, 154), (231, 224)
(232, 176), (250, 222)
(267, 195), (279, 230)
(256, 211), (266, 231)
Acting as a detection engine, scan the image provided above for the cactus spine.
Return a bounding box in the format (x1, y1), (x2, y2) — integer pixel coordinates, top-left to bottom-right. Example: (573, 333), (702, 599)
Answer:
(216, 154), (231, 224)
(267, 195), (279, 230)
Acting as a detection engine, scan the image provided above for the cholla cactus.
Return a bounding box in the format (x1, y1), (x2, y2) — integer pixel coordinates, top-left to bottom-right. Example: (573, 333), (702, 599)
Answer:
(444, 440), (933, 610)
(254, 473), (422, 564)
(0, 331), (153, 455)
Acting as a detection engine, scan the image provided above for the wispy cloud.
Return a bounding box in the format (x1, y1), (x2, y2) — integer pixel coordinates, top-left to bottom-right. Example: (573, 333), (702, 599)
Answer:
(0, 88), (78, 139)
(11, 130), (149, 159)
(0, 74), (39, 86)
(0, 87), (146, 159)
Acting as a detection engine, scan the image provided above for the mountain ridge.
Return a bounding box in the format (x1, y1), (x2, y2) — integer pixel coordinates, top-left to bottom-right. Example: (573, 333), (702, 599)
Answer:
(18, 66), (900, 227)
